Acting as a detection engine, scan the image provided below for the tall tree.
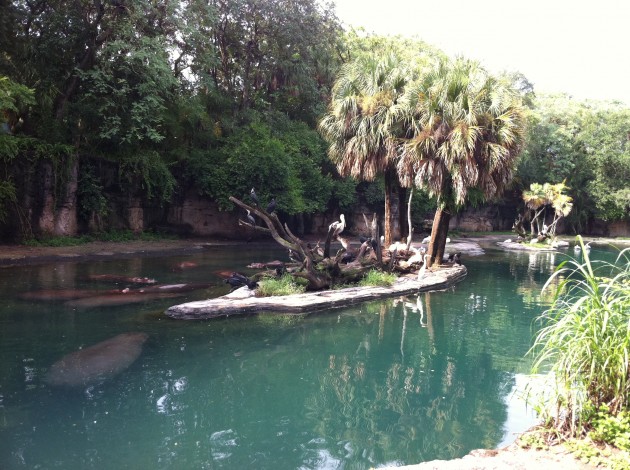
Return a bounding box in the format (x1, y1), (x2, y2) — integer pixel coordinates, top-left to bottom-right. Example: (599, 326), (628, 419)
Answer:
(397, 58), (527, 265)
(318, 52), (412, 246)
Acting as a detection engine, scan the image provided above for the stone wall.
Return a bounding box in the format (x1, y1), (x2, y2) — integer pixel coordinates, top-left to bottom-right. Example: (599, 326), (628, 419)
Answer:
(167, 191), (245, 239)
(448, 204), (515, 232)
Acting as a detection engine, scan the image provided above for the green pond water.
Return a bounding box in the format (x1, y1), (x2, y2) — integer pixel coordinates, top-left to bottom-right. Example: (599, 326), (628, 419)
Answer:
(0, 241), (616, 469)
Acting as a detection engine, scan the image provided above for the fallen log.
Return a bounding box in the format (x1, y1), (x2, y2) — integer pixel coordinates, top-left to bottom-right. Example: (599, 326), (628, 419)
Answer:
(166, 264), (466, 320)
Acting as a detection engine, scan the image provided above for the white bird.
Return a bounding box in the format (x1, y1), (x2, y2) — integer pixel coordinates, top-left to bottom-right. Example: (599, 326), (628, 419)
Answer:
(417, 254), (429, 280)
(421, 236), (431, 244)
(388, 241), (407, 252)
(407, 251), (424, 264)
(328, 214), (346, 236)
(246, 209), (255, 225)
(574, 242), (591, 253)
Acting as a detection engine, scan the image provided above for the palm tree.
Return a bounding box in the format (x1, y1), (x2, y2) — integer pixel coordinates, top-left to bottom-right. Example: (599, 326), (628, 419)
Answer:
(522, 182), (549, 236)
(523, 181), (573, 238)
(318, 52), (411, 246)
(397, 58), (527, 266)
(548, 185), (573, 236)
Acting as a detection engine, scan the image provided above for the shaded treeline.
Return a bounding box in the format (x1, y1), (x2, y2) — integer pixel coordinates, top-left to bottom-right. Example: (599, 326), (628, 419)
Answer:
(0, 0), (628, 242)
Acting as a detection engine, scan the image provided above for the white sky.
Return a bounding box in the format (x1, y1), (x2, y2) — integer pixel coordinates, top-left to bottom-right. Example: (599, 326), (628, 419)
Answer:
(332, 0), (630, 105)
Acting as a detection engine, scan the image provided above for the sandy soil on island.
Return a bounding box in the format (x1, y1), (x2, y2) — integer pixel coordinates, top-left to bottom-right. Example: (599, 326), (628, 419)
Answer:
(0, 235), (608, 468)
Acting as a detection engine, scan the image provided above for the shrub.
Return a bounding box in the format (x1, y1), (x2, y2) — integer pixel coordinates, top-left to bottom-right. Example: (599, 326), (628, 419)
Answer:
(256, 274), (306, 297)
(359, 270), (397, 287)
(529, 236), (630, 436)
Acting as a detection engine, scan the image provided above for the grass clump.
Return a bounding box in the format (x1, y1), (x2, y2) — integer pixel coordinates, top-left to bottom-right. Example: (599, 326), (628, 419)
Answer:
(256, 274), (306, 297)
(527, 235), (630, 464)
(359, 270), (397, 287)
(22, 229), (175, 246)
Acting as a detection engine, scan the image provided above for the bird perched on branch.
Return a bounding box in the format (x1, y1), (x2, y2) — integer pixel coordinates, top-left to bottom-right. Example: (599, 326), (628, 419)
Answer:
(250, 187), (259, 206)
(266, 197), (276, 214)
(246, 209), (255, 226)
(328, 214), (345, 237)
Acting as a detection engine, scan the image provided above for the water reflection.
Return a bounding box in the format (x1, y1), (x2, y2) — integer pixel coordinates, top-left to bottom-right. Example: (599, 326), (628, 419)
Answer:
(1, 244), (616, 469)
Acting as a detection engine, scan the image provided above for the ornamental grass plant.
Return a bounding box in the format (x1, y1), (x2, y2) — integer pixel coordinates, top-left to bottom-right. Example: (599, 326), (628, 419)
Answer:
(529, 236), (630, 438)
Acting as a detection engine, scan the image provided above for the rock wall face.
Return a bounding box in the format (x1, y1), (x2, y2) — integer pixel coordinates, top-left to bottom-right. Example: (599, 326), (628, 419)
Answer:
(588, 219), (630, 237)
(448, 205), (515, 232)
(167, 191), (244, 239)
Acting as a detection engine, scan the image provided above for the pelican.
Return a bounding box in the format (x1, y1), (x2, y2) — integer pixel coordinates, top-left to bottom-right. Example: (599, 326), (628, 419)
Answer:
(246, 209), (255, 225)
(417, 254), (429, 280)
(328, 214), (345, 236)
(388, 241), (407, 252)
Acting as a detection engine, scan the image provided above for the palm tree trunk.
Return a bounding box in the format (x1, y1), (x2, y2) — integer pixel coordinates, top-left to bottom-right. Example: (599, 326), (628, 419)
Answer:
(427, 207), (450, 267)
(383, 171), (401, 247)
(384, 180), (392, 247)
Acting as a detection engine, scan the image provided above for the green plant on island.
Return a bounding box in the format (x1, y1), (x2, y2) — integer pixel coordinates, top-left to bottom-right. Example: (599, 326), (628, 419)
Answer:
(527, 235), (630, 467)
(358, 270), (397, 287)
(256, 274), (307, 297)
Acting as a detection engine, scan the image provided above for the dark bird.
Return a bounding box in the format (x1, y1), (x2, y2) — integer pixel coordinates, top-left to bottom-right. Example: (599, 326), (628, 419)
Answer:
(224, 272), (257, 290)
(250, 187), (259, 206)
(447, 252), (462, 265)
(266, 197), (276, 214)
(246, 209), (255, 225)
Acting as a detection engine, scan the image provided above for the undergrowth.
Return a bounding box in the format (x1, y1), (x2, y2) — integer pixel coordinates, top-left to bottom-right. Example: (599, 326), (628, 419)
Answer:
(358, 270), (397, 287)
(256, 274), (306, 297)
(525, 235), (630, 468)
(23, 229), (175, 246)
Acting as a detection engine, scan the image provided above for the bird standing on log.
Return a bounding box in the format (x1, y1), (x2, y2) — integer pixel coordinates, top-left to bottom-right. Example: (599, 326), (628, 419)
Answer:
(417, 254), (429, 280)
(224, 272), (258, 290)
(328, 214), (345, 237)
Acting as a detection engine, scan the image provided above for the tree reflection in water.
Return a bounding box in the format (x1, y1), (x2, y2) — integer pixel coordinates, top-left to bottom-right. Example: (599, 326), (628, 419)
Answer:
(304, 294), (511, 467)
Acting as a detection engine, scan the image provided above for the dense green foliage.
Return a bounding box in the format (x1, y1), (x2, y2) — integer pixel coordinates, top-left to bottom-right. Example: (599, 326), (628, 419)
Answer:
(0, 0), (628, 241)
(0, 0), (350, 239)
(530, 237), (630, 435)
(518, 95), (630, 231)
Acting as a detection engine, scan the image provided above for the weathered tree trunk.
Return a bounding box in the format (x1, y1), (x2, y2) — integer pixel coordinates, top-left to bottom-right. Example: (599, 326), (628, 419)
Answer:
(405, 188), (414, 250)
(38, 161), (56, 236)
(383, 171), (401, 247)
(384, 177), (393, 248)
(54, 158), (78, 236)
(229, 196), (385, 291)
(427, 207), (451, 267)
